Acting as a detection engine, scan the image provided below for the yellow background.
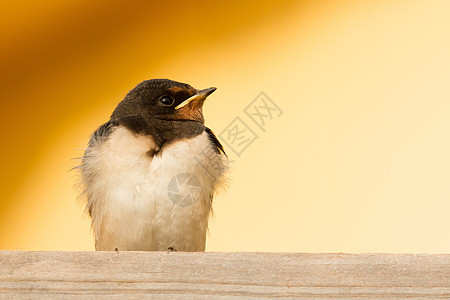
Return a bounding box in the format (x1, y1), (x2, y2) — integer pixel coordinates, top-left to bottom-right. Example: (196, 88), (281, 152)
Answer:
(1, 0), (449, 252)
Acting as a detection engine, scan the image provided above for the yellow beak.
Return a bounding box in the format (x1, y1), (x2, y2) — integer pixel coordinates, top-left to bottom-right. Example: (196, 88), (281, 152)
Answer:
(174, 87), (217, 110)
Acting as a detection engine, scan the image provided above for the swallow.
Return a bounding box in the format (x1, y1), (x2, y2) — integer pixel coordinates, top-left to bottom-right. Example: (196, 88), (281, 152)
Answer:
(79, 79), (228, 251)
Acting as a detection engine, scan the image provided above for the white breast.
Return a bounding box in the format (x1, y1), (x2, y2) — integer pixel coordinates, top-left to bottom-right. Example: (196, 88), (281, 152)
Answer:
(80, 126), (227, 251)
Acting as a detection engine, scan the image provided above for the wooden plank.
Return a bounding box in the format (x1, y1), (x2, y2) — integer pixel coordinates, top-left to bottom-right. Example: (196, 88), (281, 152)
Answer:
(0, 251), (449, 299)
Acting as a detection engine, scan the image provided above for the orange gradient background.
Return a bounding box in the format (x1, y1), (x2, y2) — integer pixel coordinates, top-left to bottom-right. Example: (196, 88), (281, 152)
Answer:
(1, 0), (449, 252)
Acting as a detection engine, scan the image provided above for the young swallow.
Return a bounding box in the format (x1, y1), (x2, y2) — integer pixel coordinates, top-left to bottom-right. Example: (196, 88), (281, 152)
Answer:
(79, 79), (228, 251)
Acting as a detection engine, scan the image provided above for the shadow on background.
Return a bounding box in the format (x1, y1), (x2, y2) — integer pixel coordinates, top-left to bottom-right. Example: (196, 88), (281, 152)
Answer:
(0, 0), (297, 211)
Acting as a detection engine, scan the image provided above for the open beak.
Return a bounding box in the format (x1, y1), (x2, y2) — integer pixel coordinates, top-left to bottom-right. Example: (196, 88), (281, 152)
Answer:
(174, 87), (217, 110)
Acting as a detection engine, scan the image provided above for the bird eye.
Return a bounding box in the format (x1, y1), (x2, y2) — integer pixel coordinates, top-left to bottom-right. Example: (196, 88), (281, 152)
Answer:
(159, 96), (175, 106)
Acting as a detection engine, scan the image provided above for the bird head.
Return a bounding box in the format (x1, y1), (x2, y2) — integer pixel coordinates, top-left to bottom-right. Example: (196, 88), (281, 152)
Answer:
(110, 79), (217, 142)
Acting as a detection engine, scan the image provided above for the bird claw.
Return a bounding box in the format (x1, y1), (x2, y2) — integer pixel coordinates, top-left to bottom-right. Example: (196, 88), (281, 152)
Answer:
(167, 247), (177, 253)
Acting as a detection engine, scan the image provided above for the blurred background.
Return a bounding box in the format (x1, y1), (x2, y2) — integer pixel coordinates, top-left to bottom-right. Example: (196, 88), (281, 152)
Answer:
(1, 0), (449, 252)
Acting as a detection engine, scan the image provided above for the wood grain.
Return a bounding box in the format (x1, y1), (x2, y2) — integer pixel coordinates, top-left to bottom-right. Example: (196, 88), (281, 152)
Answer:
(0, 251), (449, 299)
